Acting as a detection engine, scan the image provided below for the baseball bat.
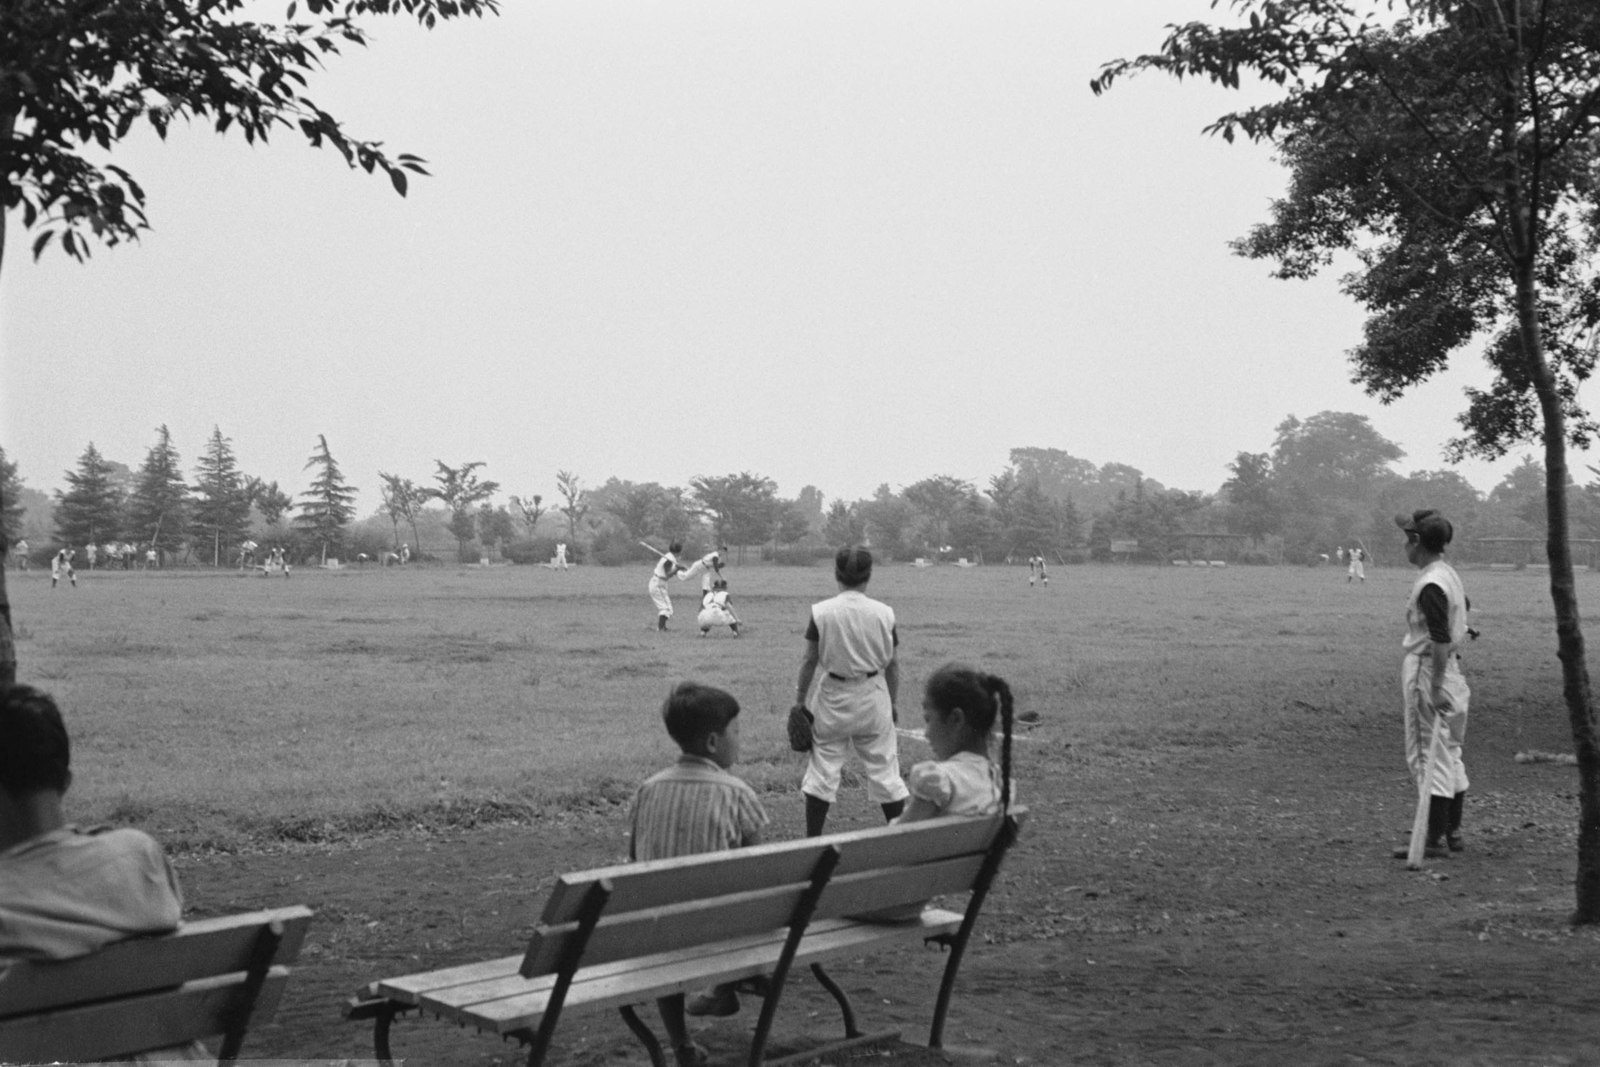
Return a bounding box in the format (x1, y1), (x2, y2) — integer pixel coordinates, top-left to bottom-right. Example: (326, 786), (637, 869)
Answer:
(1406, 712), (1449, 869)
(639, 540), (668, 557)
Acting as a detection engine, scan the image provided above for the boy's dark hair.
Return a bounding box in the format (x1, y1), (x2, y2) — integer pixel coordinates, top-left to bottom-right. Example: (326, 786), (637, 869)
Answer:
(0, 684), (71, 797)
(835, 546), (872, 587)
(662, 682), (740, 750)
(924, 663), (1015, 814)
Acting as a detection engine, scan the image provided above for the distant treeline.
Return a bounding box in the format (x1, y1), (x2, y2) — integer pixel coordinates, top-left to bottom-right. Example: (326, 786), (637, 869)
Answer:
(0, 412), (1572, 567)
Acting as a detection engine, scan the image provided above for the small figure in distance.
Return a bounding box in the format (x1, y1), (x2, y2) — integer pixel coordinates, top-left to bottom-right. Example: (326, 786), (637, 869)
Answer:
(1348, 545), (1366, 583)
(629, 682), (769, 1066)
(50, 547), (76, 589)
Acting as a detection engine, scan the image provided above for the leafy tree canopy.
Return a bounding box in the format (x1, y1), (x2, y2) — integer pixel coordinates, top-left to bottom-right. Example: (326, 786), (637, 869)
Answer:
(1, 0), (498, 271)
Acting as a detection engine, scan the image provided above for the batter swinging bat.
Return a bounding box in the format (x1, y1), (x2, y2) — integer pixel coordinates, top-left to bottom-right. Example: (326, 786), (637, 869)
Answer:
(639, 541), (668, 557)
(1407, 708), (1450, 869)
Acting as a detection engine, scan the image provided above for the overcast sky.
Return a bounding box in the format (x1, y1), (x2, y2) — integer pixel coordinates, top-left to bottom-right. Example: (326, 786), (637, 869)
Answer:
(0, 1), (1565, 515)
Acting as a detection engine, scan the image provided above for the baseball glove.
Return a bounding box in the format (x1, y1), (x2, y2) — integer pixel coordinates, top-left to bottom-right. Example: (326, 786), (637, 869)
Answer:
(787, 703), (815, 753)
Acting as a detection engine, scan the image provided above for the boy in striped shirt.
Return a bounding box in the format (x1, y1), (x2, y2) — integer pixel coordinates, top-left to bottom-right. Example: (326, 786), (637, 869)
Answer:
(630, 682), (769, 1065)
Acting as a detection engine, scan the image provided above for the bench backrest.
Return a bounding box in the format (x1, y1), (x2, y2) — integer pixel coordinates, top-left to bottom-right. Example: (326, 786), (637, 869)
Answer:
(0, 904), (312, 1063)
(522, 809), (1026, 978)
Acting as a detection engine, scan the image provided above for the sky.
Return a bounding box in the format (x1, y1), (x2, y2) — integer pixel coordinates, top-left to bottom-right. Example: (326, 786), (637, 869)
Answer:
(0, 1), (1570, 516)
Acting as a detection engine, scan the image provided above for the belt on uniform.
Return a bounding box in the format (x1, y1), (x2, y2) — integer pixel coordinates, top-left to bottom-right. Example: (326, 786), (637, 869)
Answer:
(827, 670), (879, 681)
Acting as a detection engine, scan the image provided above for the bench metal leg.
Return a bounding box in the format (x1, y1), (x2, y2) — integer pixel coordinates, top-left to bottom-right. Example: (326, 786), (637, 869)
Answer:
(808, 963), (862, 1038)
(617, 1004), (669, 1067)
(373, 1002), (398, 1066)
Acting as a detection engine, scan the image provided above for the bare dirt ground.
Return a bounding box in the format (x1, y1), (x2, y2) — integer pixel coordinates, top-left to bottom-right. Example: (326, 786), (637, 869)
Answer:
(179, 699), (1600, 1067)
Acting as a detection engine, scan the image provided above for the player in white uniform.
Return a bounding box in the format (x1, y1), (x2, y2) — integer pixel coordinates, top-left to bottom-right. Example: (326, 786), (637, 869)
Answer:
(697, 579), (741, 637)
(1393, 509), (1472, 858)
(792, 546), (909, 836)
(648, 541), (686, 631)
(680, 545), (728, 594)
(1028, 554), (1048, 587)
(12, 539), (27, 570)
(1348, 545), (1366, 582)
(50, 548), (76, 589)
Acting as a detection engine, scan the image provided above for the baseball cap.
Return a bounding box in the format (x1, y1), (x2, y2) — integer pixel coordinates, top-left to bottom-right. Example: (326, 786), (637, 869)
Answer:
(1394, 509), (1453, 550)
(835, 546), (873, 586)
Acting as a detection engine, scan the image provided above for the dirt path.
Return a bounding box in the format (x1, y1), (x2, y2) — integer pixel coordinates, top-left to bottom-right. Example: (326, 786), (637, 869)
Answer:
(178, 724), (1600, 1067)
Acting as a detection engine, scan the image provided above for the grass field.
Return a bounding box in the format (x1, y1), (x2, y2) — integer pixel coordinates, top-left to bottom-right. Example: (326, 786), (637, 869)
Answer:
(11, 558), (1600, 1064)
(8, 557), (1580, 847)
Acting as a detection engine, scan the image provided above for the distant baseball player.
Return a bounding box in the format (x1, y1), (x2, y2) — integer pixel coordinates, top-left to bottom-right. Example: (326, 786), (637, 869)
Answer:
(647, 540), (686, 631)
(1028, 553), (1048, 587)
(50, 548), (76, 589)
(1392, 509), (1473, 859)
(13, 539), (27, 570)
(239, 539), (259, 569)
(697, 579), (741, 637)
(84, 543), (97, 570)
(1348, 545), (1366, 583)
(555, 542), (569, 569)
(792, 546), (909, 836)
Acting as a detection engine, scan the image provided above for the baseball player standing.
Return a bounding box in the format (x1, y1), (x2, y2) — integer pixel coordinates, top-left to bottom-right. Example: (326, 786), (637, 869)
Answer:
(648, 540), (686, 631)
(51, 548), (76, 589)
(792, 546), (909, 836)
(1393, 509), (1472, 858)
(1348, 545), (1366, 582)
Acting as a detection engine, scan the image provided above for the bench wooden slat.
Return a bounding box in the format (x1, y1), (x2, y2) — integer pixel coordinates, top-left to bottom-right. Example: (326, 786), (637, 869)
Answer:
(0, 968), (290, 1062)
(424, 911), (963, 1035)
(538, 816), (1003, 925)
(0, 905), (313, 1018)
(524, 853), (983, 975)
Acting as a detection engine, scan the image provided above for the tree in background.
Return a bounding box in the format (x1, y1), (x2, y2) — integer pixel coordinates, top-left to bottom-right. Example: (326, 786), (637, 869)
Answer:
(54, 443), (124, 551)
(476, 503), (516, 558)
(126, 425), (188, 565)
(294, 435), (357, 564)
(379, 472), (425, 553)
(860, 485), (915, 561)
(1271, 413), (1404, 558)
(425, 461), (498, 561)
(904, 475), (977, 556)
(1097, 0), (1600, 920)
(690, 473), (779, 560)
(555, 470), (588, 548)
(190, 426), (251, 566)
(1, 447), (26, 546)
(509, 494), (546, 541)
(1222, 452), (1282, 547)
(822, 500), (866, 547)
(248, 479), (295, 541)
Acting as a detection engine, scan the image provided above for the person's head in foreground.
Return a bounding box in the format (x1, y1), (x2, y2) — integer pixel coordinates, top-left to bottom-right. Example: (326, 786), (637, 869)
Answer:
(661, 682), (742, 769)
(1396, 509), (1452, 566)
(0, 684), (71, 850)
(834, 546), (872, 589)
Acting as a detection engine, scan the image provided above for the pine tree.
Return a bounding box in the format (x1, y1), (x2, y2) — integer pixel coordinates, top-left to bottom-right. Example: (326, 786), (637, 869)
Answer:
(54, 443), (125, 548)
(190, 426), (251, 566)
(126, 425), (190, 565)
(294, 435), (357, 564)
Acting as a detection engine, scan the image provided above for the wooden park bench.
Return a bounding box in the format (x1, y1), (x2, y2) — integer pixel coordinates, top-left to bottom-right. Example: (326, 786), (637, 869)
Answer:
(0, 905), (313, 1064)
(347, 809), (1026, 1066)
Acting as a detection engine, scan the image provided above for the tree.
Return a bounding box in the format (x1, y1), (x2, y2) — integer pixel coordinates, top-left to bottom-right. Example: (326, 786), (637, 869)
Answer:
(379, 472), (424, 553)
(822, 500), (866, 547)
(904, 475), (977, 556)
(54, 443), (124, 550)
(190, 426), (251, 566)
(126, 425), (188, 564)
(1222, 451), (1282, 545)
(690, 472), (779, 558)
(424, 461), (498, 560)
(0, 0), (498, 279)
(1, 447), (26, 546)
(509, 494), (546, 540)
(1271, 412), (1405, 557)
(294, 435), (357, 564)
(555, 470), (588, 547)
(476, 503), (515, 556)
(1096, 0), (1600, 920)
(860, 485), (915, 561)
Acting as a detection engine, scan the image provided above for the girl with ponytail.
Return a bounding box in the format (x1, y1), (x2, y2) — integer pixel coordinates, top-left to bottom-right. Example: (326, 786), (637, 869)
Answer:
(896, 663), (1015, 823)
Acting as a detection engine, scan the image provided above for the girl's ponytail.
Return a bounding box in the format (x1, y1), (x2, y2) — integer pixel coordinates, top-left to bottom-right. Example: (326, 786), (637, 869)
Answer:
(983, 673), (1014, 814)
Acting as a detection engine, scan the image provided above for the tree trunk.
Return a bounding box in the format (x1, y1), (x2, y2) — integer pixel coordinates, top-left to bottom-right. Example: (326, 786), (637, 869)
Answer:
(1516, 264), (1600, 922)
